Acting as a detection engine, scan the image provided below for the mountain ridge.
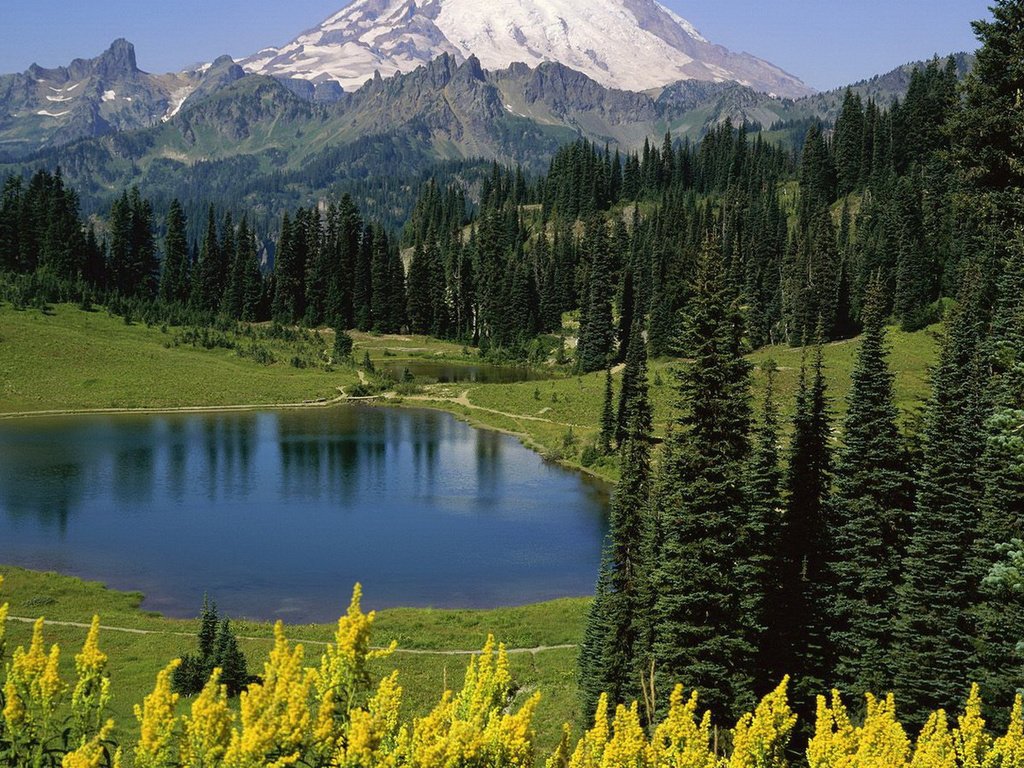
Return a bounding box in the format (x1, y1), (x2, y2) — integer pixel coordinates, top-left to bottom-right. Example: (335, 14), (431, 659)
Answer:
(242, 0), (813, 98)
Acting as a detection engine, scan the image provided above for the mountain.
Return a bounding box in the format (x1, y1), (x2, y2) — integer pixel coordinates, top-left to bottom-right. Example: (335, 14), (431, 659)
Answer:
(0, 47), (970, 230)
(242, 0), (813, 99)
(0, 40), (250, 159)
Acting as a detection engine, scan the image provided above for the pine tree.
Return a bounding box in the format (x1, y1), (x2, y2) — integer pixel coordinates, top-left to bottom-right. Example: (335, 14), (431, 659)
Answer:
(577, 216), (616, 373)
(192, 205), (223, 314)
(599, 369), (615, 455)
(197, 595), (218, 662)
(829, 278), (912, 700)
(895, 273), (989, 727)
(834, 89), (865, 197)
(214, 620), (249, 697)
(973, 235), (1024, 722)
(579, 315), (654, 718)
(616, 314), (650, 447)
(765, 342), (832, 714)
(649, 236), (756, 720)
(159, 199), (189, 305)
(750, 360), (784, 690)
(952, 0), (1024, 195)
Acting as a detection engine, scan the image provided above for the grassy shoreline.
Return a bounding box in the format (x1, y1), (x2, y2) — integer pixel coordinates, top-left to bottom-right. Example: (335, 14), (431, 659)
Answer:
(0, 302), (942, 485)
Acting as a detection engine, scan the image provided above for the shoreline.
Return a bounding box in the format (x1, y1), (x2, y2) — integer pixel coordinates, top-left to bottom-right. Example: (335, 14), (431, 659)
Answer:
(0, 390), (617, 487)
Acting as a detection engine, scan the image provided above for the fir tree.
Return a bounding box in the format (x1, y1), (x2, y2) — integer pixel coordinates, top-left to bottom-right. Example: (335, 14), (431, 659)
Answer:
(616, 314), (650, 447)
(765, 342), (832, 714)
(750, 360), (784, 690)
(579, 316), (654, 718)
(952, 0), (1024, 195)
(973, 235), (1024, 721)
(599, 369), (615, 455)
(649, 236), (756, 720)
(214, 620), (249, 697)
(577, 216), (616, 373)
(829, 278), (912, 700)
(158, 199), (189, 306)
(895, 273), (989, 727)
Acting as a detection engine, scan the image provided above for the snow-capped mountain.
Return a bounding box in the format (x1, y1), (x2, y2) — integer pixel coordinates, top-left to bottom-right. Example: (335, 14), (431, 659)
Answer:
(243, 0), (813, 98)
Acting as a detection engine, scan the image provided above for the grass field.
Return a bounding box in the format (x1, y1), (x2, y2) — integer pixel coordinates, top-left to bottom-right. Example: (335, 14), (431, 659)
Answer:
(0, 566), (587, 761)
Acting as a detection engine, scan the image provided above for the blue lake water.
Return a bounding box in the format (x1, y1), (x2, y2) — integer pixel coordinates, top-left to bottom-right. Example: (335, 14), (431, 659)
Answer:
(0, 406), (609, 622)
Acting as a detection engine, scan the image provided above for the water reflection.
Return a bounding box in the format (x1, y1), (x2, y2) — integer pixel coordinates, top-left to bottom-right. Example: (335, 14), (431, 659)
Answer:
(0, 406), (608, 621)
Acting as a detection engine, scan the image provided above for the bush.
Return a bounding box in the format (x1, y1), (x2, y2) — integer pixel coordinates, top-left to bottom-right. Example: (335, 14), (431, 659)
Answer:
(580, 443), (600, 467)
(334, 329), (354, 361)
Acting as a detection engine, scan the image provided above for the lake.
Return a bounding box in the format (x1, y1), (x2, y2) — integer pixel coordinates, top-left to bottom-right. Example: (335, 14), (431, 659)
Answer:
(0, 406), (609, 622)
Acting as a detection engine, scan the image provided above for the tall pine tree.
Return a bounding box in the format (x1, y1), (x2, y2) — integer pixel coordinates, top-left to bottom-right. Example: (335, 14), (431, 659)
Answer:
(649, 236), (756, 720)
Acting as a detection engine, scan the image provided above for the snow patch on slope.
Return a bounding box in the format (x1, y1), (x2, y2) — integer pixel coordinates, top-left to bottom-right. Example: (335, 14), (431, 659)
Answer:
(242, 0), (812, 97)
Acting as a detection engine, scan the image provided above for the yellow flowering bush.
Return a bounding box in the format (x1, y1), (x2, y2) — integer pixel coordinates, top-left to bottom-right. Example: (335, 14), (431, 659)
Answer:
(223, 622), (317, 768)
(72, 617), (111, 744)
(0, 575), (8, 664)
(134, 659), (181, 768)
(648, 685), (718, 768)
(180, 669), (235, 768)
(2, 617), (67, 764)
(61, 720), (118, 768)
(393, 636), (540, 768)
(7, 577), (1024, 768)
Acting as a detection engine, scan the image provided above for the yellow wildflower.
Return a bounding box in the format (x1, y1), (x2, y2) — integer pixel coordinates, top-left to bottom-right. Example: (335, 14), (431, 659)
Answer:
(650, 685), (718, 768)
(807, 691), (857, 768)
(547, 724), (573, 768)
(988, 694), (1024, 767)
(316, 584), (397, 755)
(570, 693), (611, 768)
(729, 677), (797, 768)
(911, 709), (956, 768)
(855, 693), (910, 768)
(955, 684), (992, 768)
(134, 659), (181, 768)
(62, 719), (115, 768)
(181, 668), (235, 768)
(600, 702), (648, 768)
(72, 616), (111, 741)
(223, 622), (315, 768)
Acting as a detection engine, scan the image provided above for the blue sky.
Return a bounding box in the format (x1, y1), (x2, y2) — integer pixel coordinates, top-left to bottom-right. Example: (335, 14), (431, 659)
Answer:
(1, 0), (992, 91)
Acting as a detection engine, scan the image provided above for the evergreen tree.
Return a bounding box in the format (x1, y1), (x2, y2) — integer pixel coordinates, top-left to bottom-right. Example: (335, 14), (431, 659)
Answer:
(765, 342), (832, 713)
(952, 0), (1024, 195)
(577, 216), (616, 373)
(834, 89), (865, 196)
(895, 274), (989, 727)
(829, 278), (912, 700)
(197, 595), (218, 662)
(192, 205), (223, 314)
(159, 200), (189, 306)
(973, 235), (1024, 721)
(750, 360), (784, 690)
(213, 620), (249, 698)
(579, 314), (654, 718)
(599, 369), (615, 455)
(649, 236), (756, 720)
(616, 314), (650, 447)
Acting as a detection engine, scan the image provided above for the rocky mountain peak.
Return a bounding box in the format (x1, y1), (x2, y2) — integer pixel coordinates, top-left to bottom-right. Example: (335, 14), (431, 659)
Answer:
(242, 0), (813, 98)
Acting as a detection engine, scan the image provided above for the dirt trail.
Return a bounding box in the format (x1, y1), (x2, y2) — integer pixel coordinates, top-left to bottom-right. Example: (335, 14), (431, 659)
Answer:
(0, 388), (349, 421)
(5, 615), (576, 656)
(404, 390), (574, 426)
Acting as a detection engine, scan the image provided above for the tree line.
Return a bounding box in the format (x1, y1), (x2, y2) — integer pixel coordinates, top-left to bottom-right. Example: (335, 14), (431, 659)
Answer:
(579, 0), (1024, 750)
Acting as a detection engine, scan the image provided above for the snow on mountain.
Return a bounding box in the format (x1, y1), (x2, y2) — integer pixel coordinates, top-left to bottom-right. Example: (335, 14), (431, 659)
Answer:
(242, 0), (813, 98)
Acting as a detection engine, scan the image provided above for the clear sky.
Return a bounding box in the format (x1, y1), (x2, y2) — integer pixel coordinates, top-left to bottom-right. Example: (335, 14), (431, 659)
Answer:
(1, 0), (993, 91)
